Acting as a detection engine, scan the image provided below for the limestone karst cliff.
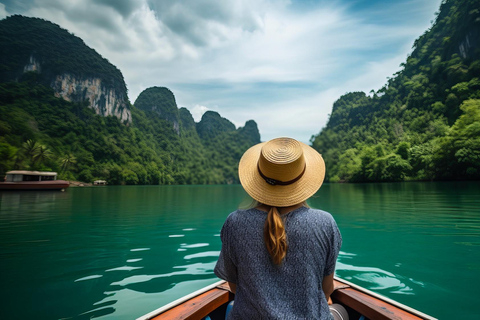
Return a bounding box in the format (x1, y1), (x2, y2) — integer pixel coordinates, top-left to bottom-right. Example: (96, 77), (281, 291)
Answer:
(134, 86), (261, 146)
(52, 73), (131, 123)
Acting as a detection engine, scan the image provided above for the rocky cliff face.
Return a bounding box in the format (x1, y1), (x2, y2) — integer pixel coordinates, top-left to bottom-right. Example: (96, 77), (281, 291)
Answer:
(458, 29), (479, 59)
(51, 73), (131, 123)
(21, 53), (132, 123)
(23, 55), (42, 73)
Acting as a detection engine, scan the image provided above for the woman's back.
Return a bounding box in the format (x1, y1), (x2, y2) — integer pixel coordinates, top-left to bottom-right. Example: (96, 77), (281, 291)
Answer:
(214, 206), (342, 319)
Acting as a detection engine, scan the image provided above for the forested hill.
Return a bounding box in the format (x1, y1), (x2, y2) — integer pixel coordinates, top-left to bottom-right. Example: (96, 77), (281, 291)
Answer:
(0, 15), (131, 122)
(0, 15), (126, 94)
(0, 16), (260, 185)
(311, 0), (480, 182)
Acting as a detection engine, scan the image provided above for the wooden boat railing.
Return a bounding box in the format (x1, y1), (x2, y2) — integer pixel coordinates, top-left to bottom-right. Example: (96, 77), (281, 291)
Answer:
(331, 277), (437, 320)
(137, 277), (437, 320)
(137, 280), (233, 320)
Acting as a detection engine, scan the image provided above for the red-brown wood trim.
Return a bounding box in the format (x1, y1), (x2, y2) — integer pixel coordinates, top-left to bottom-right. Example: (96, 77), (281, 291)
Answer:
(148, 279), (429, 320)
(331, 281), (423, 320)
(151, 286), (233, 320)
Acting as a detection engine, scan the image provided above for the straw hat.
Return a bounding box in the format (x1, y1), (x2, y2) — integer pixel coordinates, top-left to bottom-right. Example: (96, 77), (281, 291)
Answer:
(239, 137), (325, 207)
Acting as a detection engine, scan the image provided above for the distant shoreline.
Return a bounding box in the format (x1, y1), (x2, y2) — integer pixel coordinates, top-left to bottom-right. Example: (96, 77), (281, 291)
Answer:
(69, 181), (92, 187)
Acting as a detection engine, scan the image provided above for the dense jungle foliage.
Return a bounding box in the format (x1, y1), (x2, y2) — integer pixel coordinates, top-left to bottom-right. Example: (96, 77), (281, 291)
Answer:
(311, 0), (480, 182)
(0, 79), (260, 184)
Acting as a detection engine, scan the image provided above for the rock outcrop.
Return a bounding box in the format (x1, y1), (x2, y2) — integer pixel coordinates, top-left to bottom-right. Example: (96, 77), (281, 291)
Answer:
(196, 111), (236, 140)
(134, 86), (180, 133)
(52, 73), (131, 123)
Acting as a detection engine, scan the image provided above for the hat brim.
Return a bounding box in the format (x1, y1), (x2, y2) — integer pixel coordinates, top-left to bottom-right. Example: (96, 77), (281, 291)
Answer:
(239, 141), (325, 207)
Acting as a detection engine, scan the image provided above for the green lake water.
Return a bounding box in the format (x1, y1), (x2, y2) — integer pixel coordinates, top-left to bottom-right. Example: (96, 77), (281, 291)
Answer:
(0, 182), (479, 319)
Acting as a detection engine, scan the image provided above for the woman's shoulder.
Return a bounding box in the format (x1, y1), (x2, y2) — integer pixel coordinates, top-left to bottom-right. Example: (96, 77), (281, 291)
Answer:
(296, 207), (337, 224)
(225, 208), (264, 223)
(300, 206), (332, 216)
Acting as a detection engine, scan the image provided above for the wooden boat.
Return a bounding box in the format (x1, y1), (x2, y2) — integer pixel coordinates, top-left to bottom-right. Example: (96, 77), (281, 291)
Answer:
(0, 170), (69, 191)
(137, 277), (437, 320)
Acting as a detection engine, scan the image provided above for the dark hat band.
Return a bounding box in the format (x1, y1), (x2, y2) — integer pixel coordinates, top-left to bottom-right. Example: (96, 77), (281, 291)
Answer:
(257, 163), (306, 186)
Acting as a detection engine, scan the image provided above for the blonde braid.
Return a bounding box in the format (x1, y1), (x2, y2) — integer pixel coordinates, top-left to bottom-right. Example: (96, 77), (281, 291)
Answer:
(263, 206), (288, 265)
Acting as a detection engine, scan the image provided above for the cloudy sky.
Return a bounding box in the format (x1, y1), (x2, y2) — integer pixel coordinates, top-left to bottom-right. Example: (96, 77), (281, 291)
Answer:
(1, 0), (442, 143)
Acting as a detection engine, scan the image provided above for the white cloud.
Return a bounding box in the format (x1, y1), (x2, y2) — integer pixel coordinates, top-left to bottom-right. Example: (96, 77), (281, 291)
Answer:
(190, 104), (210, 122)
(0, 3), (7, 19)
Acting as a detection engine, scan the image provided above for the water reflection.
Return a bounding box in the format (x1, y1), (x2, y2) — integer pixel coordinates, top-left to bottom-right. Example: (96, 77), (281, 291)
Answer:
(0, 190), (69, 222)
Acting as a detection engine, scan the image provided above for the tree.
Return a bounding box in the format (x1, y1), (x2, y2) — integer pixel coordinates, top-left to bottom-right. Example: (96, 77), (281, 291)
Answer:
(0, 140), (17, 176)
(32, 145), (53, 169)
(22, 139), (40, 167)
(60, 153), (77, 172)
(437, 99), (480, 179)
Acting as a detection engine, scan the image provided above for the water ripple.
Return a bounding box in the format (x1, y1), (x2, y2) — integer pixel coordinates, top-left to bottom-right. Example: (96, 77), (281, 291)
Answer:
(336, 257), (423, 296)
(181, 243), (209, 249)
(74, 275), (103, 282)
(184, 251), (220, 259)
(111, 261), (216, 287)
(106, 266), (143, 272)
